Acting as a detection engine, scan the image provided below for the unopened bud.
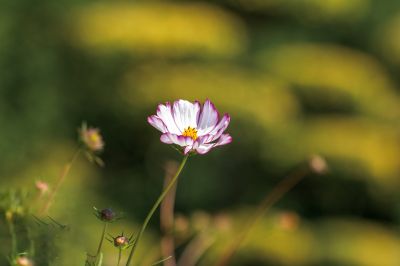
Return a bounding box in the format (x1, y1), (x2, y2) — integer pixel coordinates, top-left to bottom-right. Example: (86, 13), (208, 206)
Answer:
(15, 256), (33, 266)
(100, 208), (116, 222)
(278, 211), (300, 231)
(35, 180), (49, 194)
(309, 155), (328, 174)
(114, 236), (129, 248)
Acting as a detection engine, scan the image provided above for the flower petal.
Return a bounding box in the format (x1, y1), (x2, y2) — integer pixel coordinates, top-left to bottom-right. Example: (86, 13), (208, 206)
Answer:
(215, 133), (233, 146)
(160, 133), (194, 147)
(184, 146), (193, 155)
(195, 133), (232, 154)
(172, 100), (200, 132)
(157, 102), (181, 135)
(147, 115), (167, 133)
(204, 114), (231, 143)
(197, 99), (219, 135)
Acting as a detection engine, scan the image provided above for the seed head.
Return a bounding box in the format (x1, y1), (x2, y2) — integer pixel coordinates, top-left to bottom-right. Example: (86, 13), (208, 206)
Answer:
(100, 208), (115, 222)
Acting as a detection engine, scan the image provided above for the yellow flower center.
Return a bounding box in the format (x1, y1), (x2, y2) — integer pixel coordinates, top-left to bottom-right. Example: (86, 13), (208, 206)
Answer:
(89, 132), (100, 143)
(182, 127), (198, 140)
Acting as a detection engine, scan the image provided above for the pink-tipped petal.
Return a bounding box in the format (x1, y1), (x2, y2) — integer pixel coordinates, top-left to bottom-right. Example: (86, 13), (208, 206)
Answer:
(202, 114), (231, 143)
(147, 115), (167, 133)
(160, 133), (194, 147)
(195, 144), (214, 154)
(197, 99), (219, 135)
(157, 103), (181, 135)
(215, 133), (233, 146)
(160, 133), (174, 144)
(172, 100), (200, 132)
(195, 134), (232, 154)
(210, 114), (230, 135)
(184, 146), (193, 155)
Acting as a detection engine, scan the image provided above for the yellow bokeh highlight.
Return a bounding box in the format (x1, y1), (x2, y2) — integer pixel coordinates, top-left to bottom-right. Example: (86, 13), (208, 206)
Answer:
(203, 210), (400, 266)
(300, 118), (400, 180)
(71, 3), (247, 57)
(378, 14), (400, 64)
(259, 43), (400, 119)
(232, 0), (368, 22)
(318, 219), (400, 266)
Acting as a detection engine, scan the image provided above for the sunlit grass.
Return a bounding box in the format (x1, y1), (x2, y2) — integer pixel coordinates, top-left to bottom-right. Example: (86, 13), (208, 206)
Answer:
(70, 3), (247, 58)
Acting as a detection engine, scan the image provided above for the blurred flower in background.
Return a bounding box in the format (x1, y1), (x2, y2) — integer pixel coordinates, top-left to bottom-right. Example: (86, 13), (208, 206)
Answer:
(80, 123), (104, 153)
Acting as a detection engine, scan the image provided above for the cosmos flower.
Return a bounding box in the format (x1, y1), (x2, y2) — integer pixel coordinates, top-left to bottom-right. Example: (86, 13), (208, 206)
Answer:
(148, 99), (232, 155)
(79, 123), (104, 152)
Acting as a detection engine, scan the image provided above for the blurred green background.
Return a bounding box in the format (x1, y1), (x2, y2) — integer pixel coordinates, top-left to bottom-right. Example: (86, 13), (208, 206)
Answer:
(1, 0), (400, 265)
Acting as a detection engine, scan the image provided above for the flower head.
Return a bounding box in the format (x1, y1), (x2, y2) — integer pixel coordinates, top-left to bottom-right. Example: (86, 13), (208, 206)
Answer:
(148, 99), (232, 155)
(79, 123), (104, 152)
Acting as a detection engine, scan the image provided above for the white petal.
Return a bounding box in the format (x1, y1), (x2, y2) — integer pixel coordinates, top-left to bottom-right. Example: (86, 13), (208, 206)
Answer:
(157, 103), (181, 135)
(215, 133), (233, 146)
(147, 115), (167, 133)
(160, 133), (193, 147)
(194, 134), (232, 154)
(204, 114), (231, 143)
(197, 99), (219, 135)
(172, 100), (200, 132)
(184, 146), (193, 155)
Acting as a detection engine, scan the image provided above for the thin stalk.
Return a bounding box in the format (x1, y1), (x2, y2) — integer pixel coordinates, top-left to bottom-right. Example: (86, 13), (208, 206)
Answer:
(41, 148), (81, 215)
(117, 249), (122, 266)
(125, 155), (189, 266)
(160, 161), (179, 266)
(7, 191), (17, 257)
(95, 222), (108, 261)
(7, 215), (17, 257)
(216, 165), (311, 266)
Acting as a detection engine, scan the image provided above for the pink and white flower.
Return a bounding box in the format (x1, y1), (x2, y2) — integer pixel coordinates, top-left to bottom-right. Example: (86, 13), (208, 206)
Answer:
(148, 99), (232, 155)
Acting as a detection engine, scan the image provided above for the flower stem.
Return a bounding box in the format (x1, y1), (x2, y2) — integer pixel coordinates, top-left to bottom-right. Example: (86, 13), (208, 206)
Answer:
(95, 222), (108, 261)
(160, 161), (180, 266)
(40, 148), (81, 215)
(216, 164), (311, 266)
(6, 214), (17, 257)
(117, 249), (122, 266)
(125, 155), (189, 266)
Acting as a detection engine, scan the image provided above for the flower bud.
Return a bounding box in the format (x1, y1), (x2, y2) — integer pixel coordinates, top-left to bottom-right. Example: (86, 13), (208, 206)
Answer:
(15, 256), (33, 266)
(100, 208), (116, 222)
(114, 235), (129, 248)
(35, 180), (49, 194)
(309, 155), (328, 175)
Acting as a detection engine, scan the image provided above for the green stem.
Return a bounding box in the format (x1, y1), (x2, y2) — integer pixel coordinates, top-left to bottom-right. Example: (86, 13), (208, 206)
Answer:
(125, 155), (189, 266)
(117, 248), (122, 266)
(7, 215), (17, 257)
(95, 222), (108, 262)
(215, 165), (310, 266)
(41, 148), (81, 215)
